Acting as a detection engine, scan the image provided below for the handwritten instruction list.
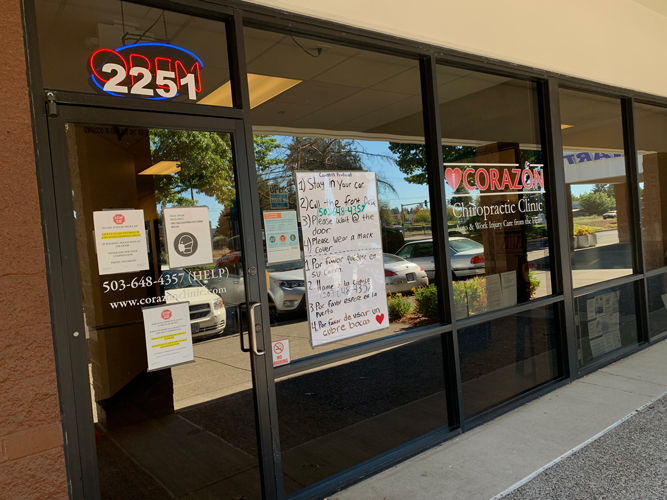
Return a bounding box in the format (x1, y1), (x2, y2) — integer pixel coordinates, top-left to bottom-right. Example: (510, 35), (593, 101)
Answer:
(295, 171), (389, 347)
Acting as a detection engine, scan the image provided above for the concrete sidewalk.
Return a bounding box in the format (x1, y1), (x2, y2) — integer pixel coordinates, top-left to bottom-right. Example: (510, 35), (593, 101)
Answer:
(333, 339), (667, 500)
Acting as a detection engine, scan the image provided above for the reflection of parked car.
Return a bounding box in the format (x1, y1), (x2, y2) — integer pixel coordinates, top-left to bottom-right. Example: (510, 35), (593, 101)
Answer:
(209, 254), (307, 321)
(266, 257), (306, 318)
(395, 237), (485, 280)
(602, 210), (617, 219)
(162, 269), (226, 339)
(383, 253), (428, 293)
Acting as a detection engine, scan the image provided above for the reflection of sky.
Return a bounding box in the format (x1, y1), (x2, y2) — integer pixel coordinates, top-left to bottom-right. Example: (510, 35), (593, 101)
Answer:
(191, 139), (431, 226)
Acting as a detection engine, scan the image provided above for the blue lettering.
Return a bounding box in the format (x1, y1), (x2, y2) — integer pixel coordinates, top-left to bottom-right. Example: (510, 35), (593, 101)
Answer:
(576, 152), (592, 163)
(564, 154), (576, 164)
(594, 153), (612, 160)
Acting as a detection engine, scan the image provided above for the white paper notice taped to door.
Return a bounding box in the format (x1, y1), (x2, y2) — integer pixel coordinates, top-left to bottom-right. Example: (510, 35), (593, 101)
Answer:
(295, 171), (389, 347)
(142, 301), (194, 371)
(164, 206), (213, 268)
(93, 209), (149, 276)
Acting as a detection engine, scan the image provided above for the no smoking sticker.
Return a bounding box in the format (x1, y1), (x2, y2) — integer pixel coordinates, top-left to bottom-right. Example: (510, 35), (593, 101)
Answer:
(272, 339), (291, 367)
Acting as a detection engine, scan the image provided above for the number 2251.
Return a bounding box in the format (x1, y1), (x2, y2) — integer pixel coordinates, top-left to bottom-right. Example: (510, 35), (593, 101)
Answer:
(101, 63), (197, 100)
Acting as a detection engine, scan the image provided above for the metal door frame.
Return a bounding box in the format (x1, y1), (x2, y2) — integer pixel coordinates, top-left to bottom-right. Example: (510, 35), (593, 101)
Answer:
(45, 104), (281, 500)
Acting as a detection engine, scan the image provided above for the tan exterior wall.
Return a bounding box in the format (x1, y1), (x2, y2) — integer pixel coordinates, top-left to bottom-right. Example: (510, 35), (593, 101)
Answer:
(0, 0), (69, 498)
(245, 0), (667, 99)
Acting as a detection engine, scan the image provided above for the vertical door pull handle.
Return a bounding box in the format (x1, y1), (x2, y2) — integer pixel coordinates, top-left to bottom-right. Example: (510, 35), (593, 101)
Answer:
(248, 303), (265, 356)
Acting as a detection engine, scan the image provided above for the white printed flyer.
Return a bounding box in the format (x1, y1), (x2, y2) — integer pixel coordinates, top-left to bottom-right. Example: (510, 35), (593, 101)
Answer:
(264, 211), (300, 264)
(142, 302), (194, 371)
(164, 206), (213, 268)
(295, 171), (389, 347)
(93, 209), (149, 276)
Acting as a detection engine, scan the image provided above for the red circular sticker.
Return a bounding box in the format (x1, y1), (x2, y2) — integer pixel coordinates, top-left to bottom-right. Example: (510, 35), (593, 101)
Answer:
(280, 235), (286, 242)
(113, 214), (125, 225)
(161, 309), (172, 320)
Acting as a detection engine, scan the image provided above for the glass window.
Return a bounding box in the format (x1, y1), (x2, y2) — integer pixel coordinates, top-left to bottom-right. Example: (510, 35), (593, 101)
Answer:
(396, 245), (413, 259)
(458, 304), (562, 418)
(574, 282), (639, 367)
(244, 27), (440, 365)
(559, 89), (633, 288)
(634, 102), (667, 271)
(64, 122), (264, 498)
(647, 273), (667, 339)
(35, 0), (230, 107)
(276, 337), (447, 493)
(436, 66), (552, 319)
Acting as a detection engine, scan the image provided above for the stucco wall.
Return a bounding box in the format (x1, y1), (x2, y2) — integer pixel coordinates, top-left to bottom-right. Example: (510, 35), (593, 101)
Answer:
(244, 0), (667, 99)
(0, 0), (68, 498)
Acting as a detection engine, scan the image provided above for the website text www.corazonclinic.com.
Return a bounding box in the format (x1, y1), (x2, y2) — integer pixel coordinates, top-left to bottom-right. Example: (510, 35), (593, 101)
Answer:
(109, 287), (227, 309)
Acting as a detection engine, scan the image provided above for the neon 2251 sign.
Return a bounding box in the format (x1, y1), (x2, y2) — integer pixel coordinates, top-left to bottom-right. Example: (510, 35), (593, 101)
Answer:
(89, 43), (203, 101)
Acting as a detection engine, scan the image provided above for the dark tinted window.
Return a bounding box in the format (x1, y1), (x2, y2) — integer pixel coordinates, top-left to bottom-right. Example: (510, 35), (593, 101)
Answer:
(458, 304), (562, 417)
(413, 243), (433, 258)
(574, 282), (639, 366)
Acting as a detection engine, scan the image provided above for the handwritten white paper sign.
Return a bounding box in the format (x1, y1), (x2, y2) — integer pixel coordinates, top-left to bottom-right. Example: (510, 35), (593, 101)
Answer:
(295, 171), (389, 347)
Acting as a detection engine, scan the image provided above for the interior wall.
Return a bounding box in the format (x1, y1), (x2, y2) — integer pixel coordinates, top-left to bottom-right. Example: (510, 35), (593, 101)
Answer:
(243, 0), (667, 99)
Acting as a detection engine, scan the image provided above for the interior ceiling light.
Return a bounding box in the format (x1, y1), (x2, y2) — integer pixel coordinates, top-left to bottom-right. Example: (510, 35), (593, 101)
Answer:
(139, 161), (181, 175)
(561, 124), (574, 129)
(198, 73), (301, 108)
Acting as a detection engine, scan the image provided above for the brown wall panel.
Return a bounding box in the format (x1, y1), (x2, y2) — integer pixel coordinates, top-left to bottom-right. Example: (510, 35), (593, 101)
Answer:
(0, 0), (68, 496)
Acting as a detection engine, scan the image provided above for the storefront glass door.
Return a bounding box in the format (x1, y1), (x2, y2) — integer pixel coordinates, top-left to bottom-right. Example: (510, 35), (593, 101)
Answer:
(47, 107), (279, 500)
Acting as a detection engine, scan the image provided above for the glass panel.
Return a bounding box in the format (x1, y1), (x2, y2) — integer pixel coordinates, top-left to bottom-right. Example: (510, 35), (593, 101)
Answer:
(458, 304), (562, 418)
(35, 0), (230, 107)
(244, 27), (439, 365)
(647, 274), (667, 339)
(66, 123), (263, 498)
(559, 89), (633, 288)
(435, 66), (552, 320)
(575, 282), (639, 367)
(276, 337), (447, 493)
(634, 102), (667, 271)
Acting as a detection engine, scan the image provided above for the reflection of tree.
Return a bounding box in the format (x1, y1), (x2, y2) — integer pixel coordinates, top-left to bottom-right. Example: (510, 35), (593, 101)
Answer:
(256, 137), (397, 210)
(150, 130), (281, 208)
(388, 144), (477, 184)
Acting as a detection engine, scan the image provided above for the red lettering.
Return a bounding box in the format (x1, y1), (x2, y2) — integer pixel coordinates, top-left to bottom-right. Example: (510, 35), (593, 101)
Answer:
(501, 169), (512, 190)
(475, 169), (489, 190)
(155, 57), (172, 89)
(175, 61), (202, 91)
(511, 169), (522, 189)
(490, 169), (501, 190)
(533, 169), (545, 190)
(522, 169), (533, 189)
(90, 49), (127, 83)
(463, 168), (475, 190)
(129, 53), (151, 85)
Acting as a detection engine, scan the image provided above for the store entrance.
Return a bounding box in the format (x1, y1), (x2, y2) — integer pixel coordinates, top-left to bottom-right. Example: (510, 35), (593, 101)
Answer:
(47, 107), (279, 499)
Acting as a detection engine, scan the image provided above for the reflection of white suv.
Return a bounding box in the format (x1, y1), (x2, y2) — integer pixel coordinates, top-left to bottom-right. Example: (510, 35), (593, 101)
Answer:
(162, 269), (226, 339)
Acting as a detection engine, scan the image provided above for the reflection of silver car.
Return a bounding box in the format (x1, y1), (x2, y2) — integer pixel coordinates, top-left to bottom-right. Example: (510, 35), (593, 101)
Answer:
(602, 210), (617, 219)
(384, 253), (428, 293)
(268, 264), (306, 317)
(162, 269), (226, 339)
(395, 237), (485, 280)
(209, 257), (306, 319)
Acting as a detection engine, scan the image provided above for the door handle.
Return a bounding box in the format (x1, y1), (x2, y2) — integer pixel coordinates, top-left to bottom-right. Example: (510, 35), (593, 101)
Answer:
(248, 302), (265, 356)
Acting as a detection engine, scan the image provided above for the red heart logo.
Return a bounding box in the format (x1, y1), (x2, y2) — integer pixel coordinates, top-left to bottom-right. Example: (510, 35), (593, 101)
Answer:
(445, 168), (462, 190)
(376, 314), (384, 324)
